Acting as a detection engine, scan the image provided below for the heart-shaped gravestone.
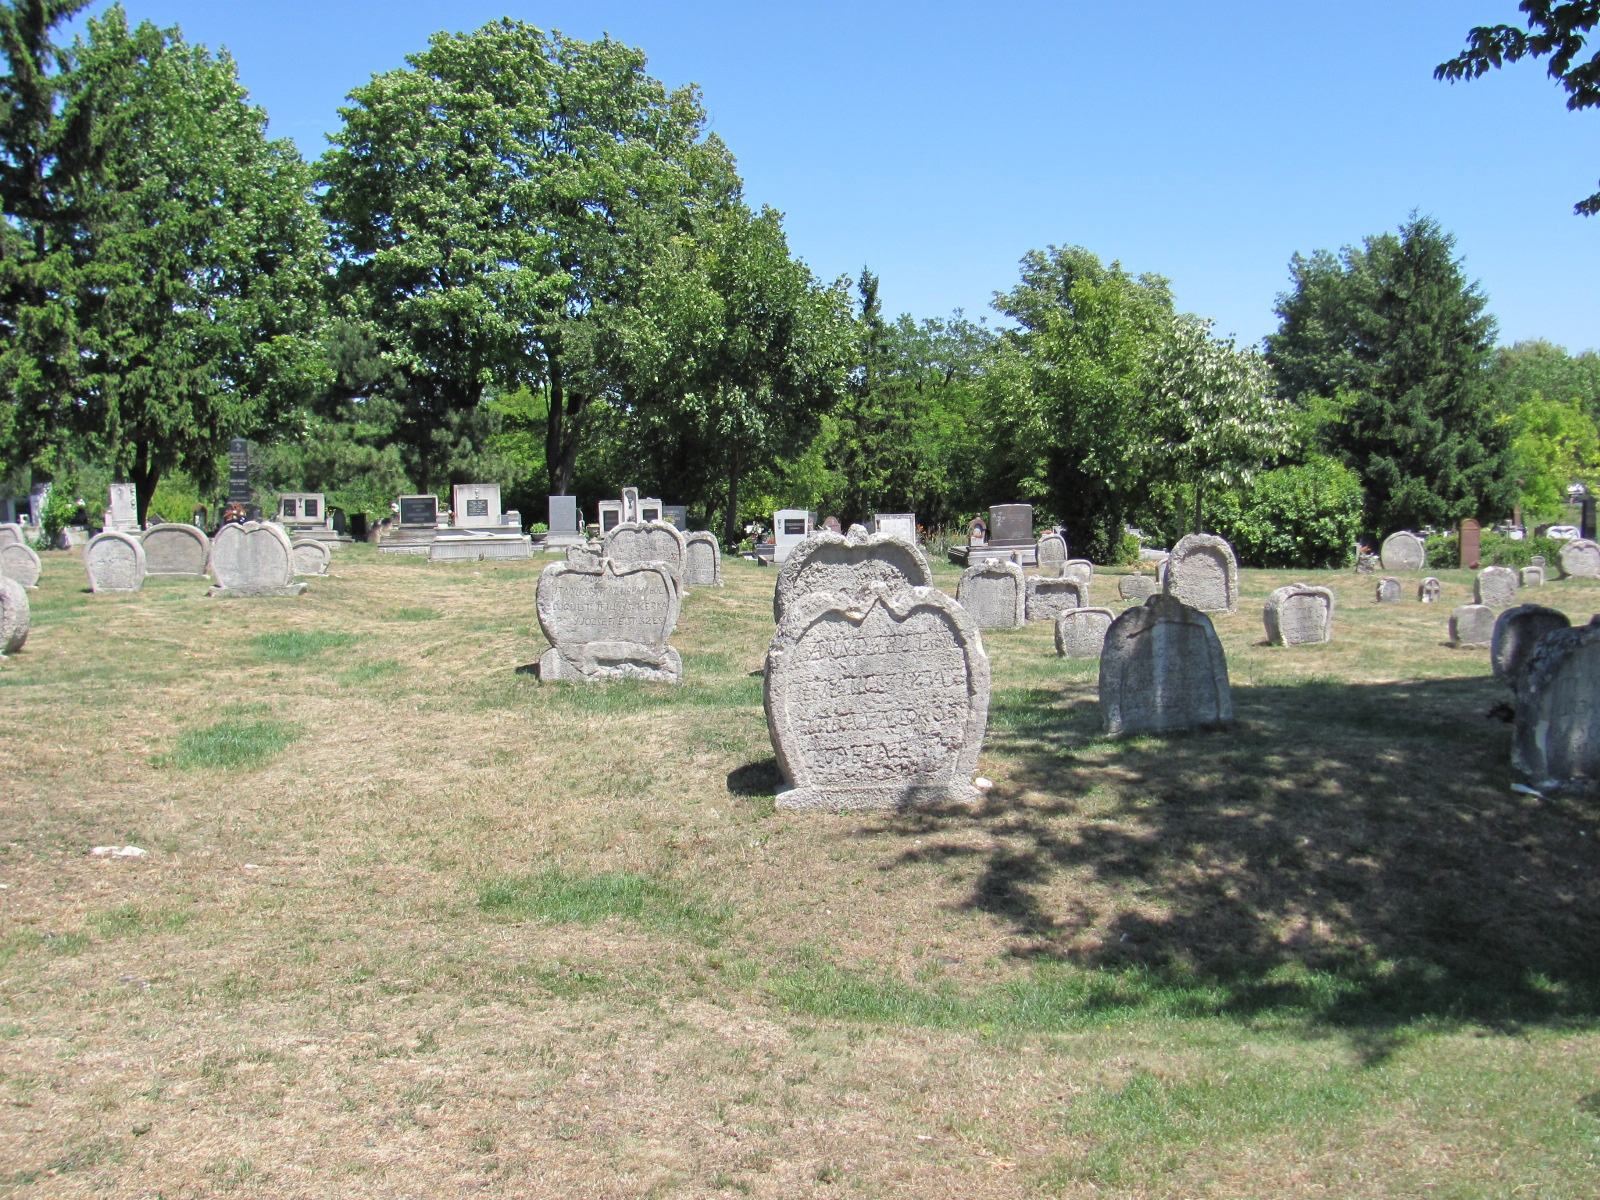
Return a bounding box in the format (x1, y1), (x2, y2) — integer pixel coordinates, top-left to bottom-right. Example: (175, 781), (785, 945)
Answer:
(602, 521), (687, 580)
(536, 559), (682, 682)
(210, 522), (294, 591)
(773, 528), (932, 623)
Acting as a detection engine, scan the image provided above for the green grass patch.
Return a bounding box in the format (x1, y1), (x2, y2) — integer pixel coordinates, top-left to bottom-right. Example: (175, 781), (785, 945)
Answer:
(477, 868), (724, 937)
(154, 719), (301, 770)
(388, 606), (443, 622)
(338, 658), (404, 684)
(250, 630), (357, 661)
(90, 904), (190, 940)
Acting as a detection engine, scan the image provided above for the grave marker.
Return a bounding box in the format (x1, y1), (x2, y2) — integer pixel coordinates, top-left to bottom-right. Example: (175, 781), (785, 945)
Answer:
(1559, 538), (1600, 578)
(683, 531), (723, 587)
(1036, 530), (1067, 567)
(1380, 530), (1426, 571)
(536, 559), (682, 683)
(107, 482), (138, 531)
(1520, 564), (1545, 588)
(1163, 533), (1239, 613)
(1099, 594), (1233, 735)
(0, 543), (41, 589)
(1513, 617), (1600, 792)
(209, 521), (305, 597)
(1026, 575), (1087, 622)
(84, 530), (147, 593)
(1459, 518), (1481, 569)
(956, 559), (1026, 629)
(871, 513), (917, 545)
(1055, 607), (1114, 658)
(1492, 604), (1571, 687)
(1118, 574), (1157, 602)
(291, 539), (331, 576)
(774, 527), (932, 623)
(1376, 577), (1402, 603)
(142, 524), (210, 576)
(603, 520), (687, 583)
(1418, 577), (1443, 603)
(0, 576), (28, 654)
(1263, 583), (1334, 646)
(1449, 604), (1495, 649)
(1475, 565), (1519, 607)
(772, 509), (816, 563)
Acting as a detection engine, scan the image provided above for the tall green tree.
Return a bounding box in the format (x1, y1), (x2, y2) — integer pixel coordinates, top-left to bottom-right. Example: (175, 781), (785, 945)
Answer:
(319, 18), (741, 496)
(1490, 339), (1600, 419)
(1265, 215), (1514, 534)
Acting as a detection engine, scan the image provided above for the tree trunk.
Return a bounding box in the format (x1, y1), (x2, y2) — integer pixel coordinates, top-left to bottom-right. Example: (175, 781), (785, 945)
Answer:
(129, 444), (160, 528)
(723, 447), (742, 547)
(541, 335), (586, 498)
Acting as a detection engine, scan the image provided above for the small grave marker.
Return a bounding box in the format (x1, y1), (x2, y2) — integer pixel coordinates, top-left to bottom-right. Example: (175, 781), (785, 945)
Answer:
(1099, 594), (1233, 735)
(1418, 577), (1443, 603)
(1026, 575), (1087, 622)
(1118, 574), (1157, 602)
(1449, 604), (1495, 648)
(142, 524), (210, 576)
(956, 559), (1026, 629)
(1492, 604), (1571, 687)
(1375, 577), (1402, 603)
(1163, 534), (1238, 613)
(683, 531), (723, 587)
(0, 576), (28, 654)
(1264, 583), (1334, 646)
(1475, 565), (1519, 607)
(1055, 607), (1114, 658)
(0, 543), (41, 589)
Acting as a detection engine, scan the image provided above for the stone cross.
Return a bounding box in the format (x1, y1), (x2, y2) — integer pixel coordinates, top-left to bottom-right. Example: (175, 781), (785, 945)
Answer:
(1099, 594), (1233, 735)
(1162, 534), (1239, 613)
(1264, 583), (1334, 646)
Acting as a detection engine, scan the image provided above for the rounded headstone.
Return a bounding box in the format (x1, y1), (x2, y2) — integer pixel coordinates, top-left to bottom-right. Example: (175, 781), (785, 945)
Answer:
(1513, 616), (1600, 792)
(1264, 583), (1335, 646)
(1450, 603), (1495, 649)
(1379, 530), (1426, 572)
(211, 521), (294, 590)
(84, 530), (147, 593)
(0, 523), (22, 548)
(1492, 603), (1571, 687)
(1162, 534), (1238, 614)
(822, 515), (843, 534)
(0, 543), (41, 588)
(1519, 565), (1545, 588)
(774, 528), (932, 624)
(1559, 538), (1600, 579)
(1418, 577), (1443, 603)
(1099, 594), (1232, 736)
(1055, 607), (1114, 658)
(1036, 531), (1067, 567)
(1375, 577), (1402, 603)
(956, 559), (1026, 629)
(1474, 565), (1519, 608)
(141, 523), (210, 576)
(682, 531), (723, 587)
(0, 575), (29, 654)
(291, 539), (331, 576)
(1118, 573), (1157, 602)
(1059, 559), (1094, 586)
(1025, 575), (1087, 622)
(537, 558), (682, 682)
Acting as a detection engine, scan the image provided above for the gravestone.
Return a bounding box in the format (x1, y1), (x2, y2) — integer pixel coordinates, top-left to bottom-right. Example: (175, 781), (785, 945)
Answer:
(871, 513), (917, 545)
(765, 582), (989, 811)
(988, 504), (1032, 547)
(1491, 604), (1571, 687)
(379, 494), (443, 556)
(536, 559), (682, 683)
(1459, 518), (1481, 569)
(452, 483), (502, 528)
(1531, 553), (1547, 569)
(1585, 496), (1597, 541)
(682, 531), (723, 587)
(1263, 583), (1334, 646)
(1036, 531), (1067, 567)
(398, 494), (440, 527)
(1380, 530), (1426, 571)
(660, 505), (688, 531)
(1475, 566), (1519, 607)
(1513, 617), (1600, 792)
(1559, 538), (1600, 579)
(1055, 607), (1114, 659)
(1118, 574), (1157, 602)
(637, 498), (663, 524)
(1099, 594), (1233, 736)
(1060, 559), (1094, 587)
(107, 482), (138, 531)
(141, 524), (210, 576)
(84, 530), (146, 593)
(1355, 551), (1379, 574)
(597, 500), (624, 533)
(1375, 577), (1402, 603)
(1026, 575), (1088, 622)
(0, 523), (21, 547)
(276, 492), (327, 528)
(1163, 534), (1238, 613)
(1449, 603), (1495, 649)
(0, 576), (28, 654)
(209, 521), (304, 597)
(27, 483), (48, 528)
(956, 559), (1026, 629)
(822, 515), (843, 534)
(773, 527), (933, 623)
(227, 438), (252, 508)
(772, 509), (816, 564)
(565, 542), (604, 569)
(1418, 577), (1443, 603)
(603, 520), (687, 583)
(0, 543), (41, 589)
(1520, 564), (1545, 588)
(967, 517), (987, 545)
(548, 495), (579, 533)
(291, 539), (331, 576)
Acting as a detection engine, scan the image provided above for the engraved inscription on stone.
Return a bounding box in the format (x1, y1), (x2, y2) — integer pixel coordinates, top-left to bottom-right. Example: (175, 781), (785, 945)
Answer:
(1264, 584), (1334, 646)
(1036, 531), (1067, 566)
(1513, 617), (1600, 793)
(1450, 604), (1495, 649)
(1099, 594), (1232, 736)
(956, 560), (1025, 629)
(142, 524), (210, 576)
(1026, 575), (1087, 622)
(1055, 607), (1114, 658)
(1379, 530), (1426, 571)
(1474, 565), (1519, 607)
(765, 584), (989, 811)
(683, 532), (723, 587)
(1162, 534), (1238, 613)
(84, 531), (147, 593)
(773, 528), (932, 623)
(1491, 604), (1570, 687)
(603, 520), (687, 582)
(1418, 577), (1442, 603)
(537, 559), (682, 683)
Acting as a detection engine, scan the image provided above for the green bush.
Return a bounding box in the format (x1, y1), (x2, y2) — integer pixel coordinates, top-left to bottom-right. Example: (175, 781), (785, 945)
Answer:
(1426, 531), (1564, 570)
(1208, 457), (1364, 569)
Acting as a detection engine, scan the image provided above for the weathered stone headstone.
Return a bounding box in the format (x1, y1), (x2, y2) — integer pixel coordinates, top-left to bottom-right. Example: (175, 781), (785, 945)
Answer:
(141, 524), (210, 576)
(107, 482), (138, 531)
(0, 523), (22, 548)
(1355, 551), (1379, 574)
(1055, 607), (1114, 658)
(1059, 559), (1094, 586)
(1162, 533), (1238, 613)
(1118, 573), (1157, 602)
(1099, 594), (1232, 735)
(0, 543), (41, 588)
(84, 530), (147, 593)
(765, 582), (989, 811)
(822, 515), (843, 534)
(1474, 565), (1519, 607)
(1491, 604), (1571, 687)
(209, 521), (304, 597)
(774, 527), (932, 623)
(536, 559), (682, 683)
(1531, 554), (1547, 569)
(603, 520), (687, 582)
(1520, 564), (1545, 588)
(0, 575), (28, 654)
(1375, 577), (1402, 603)
(1026, 575), (1088, 622)
(1036, 531), (1067, 567)
(1264, 583), (1334, 646)
(683, 531), (723, 587)
(291, 539), (331, 576)
(1459, 518), (1481, 569)
(1449, 603), (1495, 649)
(1418, 577), (1443, 603)
(565, 542), (604, 568)
(1513, 617), (1600, 792)
(1559, 538), (1600, 578)
(956, 559), (1026, 629)
(1380, 530), (1426, 571)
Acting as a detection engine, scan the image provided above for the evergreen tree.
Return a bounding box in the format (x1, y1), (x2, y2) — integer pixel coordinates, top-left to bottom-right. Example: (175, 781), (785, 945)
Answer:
(1265, 215), (1514, 533)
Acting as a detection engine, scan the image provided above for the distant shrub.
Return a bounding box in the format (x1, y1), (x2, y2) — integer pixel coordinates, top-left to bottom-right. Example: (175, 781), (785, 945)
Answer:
(1208, 457), (1364, 569)
(1426, 531), (1564, 570)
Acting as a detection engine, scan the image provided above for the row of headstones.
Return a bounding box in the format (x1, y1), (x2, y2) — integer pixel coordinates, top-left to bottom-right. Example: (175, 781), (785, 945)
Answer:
(1378, 529), (1600, 580)
(82, 523), (320, 596)
(1375, 562), (1545, 607)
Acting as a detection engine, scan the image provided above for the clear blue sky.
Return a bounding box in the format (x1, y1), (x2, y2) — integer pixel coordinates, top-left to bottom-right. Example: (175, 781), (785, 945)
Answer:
(73, 0), (1600, 351)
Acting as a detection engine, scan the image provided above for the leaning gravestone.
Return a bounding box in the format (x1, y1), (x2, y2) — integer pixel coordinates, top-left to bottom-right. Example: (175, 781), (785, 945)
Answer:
(1036, 531), (1067, 568)
(1450, 604), (1495, 649)
(1163, 534), (1238, 614)
(1520, 564), (1545, 588)
(0, 576), (28, 654)
(773, 527), (932, 623)
(682, 531), (723, 587)
(1263, 583), (1334, 646)
(0, 543), (41, 588)
(1375, 577), (1402, 603)
(956, 559), (1026, 629)
(141, 523), (209, 576)
(84, 530), (146, 594)
(209, 521), (304, 597)
(1418, 577), (1443, 603)
(1559, 538), (1600, 579)
(1099, 594), (1232, 735)
(291, 539), (331, 577)
(1380, 530), (1426, 571)
(1475, 565), (1519, 607)
(1491, 604), (1571, 687)
(537, 559), (682, 683)
(1513, 617), (1600, 792)
(1118, 573), (1157, 602)
(1055, 607), (1114, 659)
(765, 582), (989, 811)
(603, 520), (687, 582)
(1026, 575), (1087, 622)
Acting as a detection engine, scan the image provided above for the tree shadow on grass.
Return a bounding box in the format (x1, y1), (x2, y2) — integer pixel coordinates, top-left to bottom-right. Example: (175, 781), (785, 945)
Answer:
(861, 674), (1600, 1055)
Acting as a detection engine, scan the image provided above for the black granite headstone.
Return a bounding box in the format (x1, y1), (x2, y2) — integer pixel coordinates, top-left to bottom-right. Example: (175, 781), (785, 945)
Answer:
(227, 438), (251, 503)
(399, 495), (438, 527)
(988, 504), (1034, 545)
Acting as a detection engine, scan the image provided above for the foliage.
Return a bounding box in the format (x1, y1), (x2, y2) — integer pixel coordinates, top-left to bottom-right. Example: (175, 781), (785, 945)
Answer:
(1436, 1), (1600, 214)
(1509, 391), (1600, 522)
(1266, 214), (1515, 536)
(1207, 456), (1364, 569)
(1490, 339), (1600, 419)
(1424, 530), (1567, 570)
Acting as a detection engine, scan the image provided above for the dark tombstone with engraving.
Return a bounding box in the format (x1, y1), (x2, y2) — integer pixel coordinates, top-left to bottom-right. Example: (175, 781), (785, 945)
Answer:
(1459, 518), (1481, 570)
(950, 503), (1037, 566)
(380, 494), (443, 555)
(1584, 497), (1597, 541)
(226, 438), (259, 521)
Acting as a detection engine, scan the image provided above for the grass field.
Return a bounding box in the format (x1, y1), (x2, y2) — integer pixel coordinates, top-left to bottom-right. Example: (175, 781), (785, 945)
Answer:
(1, 545), (1597, 1198)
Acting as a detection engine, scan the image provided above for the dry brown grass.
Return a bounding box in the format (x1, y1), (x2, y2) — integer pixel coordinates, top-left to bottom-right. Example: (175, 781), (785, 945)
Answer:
(0, 548), (1597, 1198)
